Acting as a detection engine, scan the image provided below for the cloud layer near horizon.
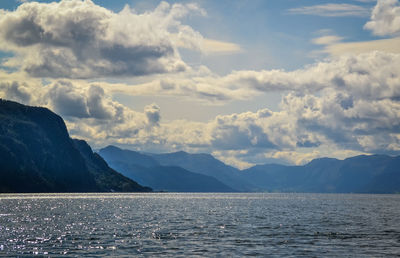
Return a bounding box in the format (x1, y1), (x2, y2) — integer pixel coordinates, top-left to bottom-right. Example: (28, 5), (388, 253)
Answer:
(2, 50), (400, 167)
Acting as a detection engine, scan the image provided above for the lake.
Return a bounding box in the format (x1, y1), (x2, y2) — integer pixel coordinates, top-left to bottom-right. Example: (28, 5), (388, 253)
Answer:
(0, 193), (399, 256)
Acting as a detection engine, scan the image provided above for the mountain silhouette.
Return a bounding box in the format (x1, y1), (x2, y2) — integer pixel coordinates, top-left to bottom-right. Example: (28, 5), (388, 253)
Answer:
(99, 146), (235, 192)
(101, 146), (400, 193)
(240, 155), (400, 193)
(149, 151), (254, 191)
(0, 99), (151, 193)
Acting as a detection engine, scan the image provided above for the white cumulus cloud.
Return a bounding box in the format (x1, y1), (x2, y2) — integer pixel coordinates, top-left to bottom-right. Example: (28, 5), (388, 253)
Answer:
(0, 0), (209, 78)
(364, 0), (400, 36)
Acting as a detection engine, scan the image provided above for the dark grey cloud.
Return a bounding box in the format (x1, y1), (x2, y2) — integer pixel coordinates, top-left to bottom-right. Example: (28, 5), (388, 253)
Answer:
(44, 81), (136, 125)
(211, 124), (277, 150)
(86, 85), (116, 120)
(46, 81), (90, 118)
(144, 104), (161, 126)
(0, 81), (31, 103)
(210, 110), (278, 151)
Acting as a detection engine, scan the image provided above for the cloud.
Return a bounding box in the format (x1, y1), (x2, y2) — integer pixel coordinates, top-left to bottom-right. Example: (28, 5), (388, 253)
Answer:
(212, 150), (254, 169)
(0, 0), (209, 78)
(9, 50), (400, 141)
(0, 81), (31, 103)
(38, 81), (129, 121)
(288, 4), (370, 17)
(163, 78), (400, 164)
(266, 148), (368, 165)
(2, 1), (399, 169)
(120, 51), (400, 164)
(0, 0), (241, 78)
(320, 37), (400, 56)
(91, 51), (400, 110)
(280, 91), (399, 150)
(0, 70), (42, 104)
(0, 72), (159, 145)
(312, 35), (344, 45)
(364, 0), (400, 36)
(1, 50), (400, 167)
(144, 103), (161, 126)
(269, 150), (322, 166)
(86, 85), (117, 120)
(48, 82), (166, 146)
(210, 109), (277, 150)
(228, 52), (400, 100)
(202, 39), (242, 54)
(43, 82), (160, 136)
(95, 65), (259, 104)
(312, 1), (400, 57)
(46, 81), (92, 118)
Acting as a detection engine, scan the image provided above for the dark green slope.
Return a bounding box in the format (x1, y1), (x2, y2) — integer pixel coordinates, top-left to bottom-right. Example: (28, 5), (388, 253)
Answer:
(0, 99), (150, 193)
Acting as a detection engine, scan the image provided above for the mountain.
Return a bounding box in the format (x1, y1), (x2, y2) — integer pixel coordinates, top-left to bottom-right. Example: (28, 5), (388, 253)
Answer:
(100, 144), (400, 193)
(238, 163), (301, 192)
(0, 99), (151, 193)
(149, 151), (254, 191)
(240, 155), (400, 193)
(359, 156), (400, 193)
(99, 146), (236, 192)
(100, 145), (159, 168)
(73, 140), (151, 192)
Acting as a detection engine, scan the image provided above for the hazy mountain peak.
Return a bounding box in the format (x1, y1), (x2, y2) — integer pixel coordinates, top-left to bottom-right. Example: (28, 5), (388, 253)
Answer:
(305, 157), (340, 167)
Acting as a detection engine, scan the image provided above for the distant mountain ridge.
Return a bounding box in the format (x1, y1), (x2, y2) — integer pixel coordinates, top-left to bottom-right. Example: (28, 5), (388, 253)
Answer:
(0, 99), (151, 193)
(100, 145), (400, 194)
(99, 146), (236, 192)
(100, 145), (159, 168)
(148, 151), (254, 191)
(240, 154), (400, 193)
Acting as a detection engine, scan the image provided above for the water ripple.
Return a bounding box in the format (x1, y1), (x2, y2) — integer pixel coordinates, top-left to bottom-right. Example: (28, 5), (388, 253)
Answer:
(0, 193), (399, 256)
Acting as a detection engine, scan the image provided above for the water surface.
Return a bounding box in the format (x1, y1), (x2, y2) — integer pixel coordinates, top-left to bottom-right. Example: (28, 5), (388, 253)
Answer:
(0, 193), (399, 256)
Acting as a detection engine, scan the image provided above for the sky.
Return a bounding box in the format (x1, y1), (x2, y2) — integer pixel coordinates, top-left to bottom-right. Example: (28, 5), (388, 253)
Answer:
(0, 0), (400, 168)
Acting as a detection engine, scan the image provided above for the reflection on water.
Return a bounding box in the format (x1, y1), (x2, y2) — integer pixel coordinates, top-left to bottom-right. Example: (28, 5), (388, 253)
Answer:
(0, 193), (399, 256)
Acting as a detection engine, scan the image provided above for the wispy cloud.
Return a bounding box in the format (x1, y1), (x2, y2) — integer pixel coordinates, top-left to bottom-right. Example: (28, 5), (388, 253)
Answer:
(202, 39), (242, 54)
(316, 0), (400, 56)
(312, 35), (344, 45)
(321, 37), (400, 55)
(355, 0), (377, 2)
(288, 3), (370, 17)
